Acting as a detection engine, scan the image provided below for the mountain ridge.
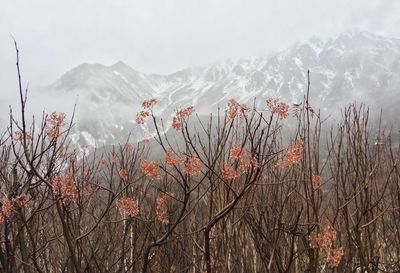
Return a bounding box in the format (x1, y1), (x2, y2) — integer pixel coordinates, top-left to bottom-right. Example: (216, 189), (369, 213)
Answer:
(15, 30), (400, 148)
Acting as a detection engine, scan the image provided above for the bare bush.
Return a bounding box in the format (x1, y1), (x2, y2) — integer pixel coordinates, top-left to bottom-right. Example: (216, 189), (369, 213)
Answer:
(0, 44), (399, 273)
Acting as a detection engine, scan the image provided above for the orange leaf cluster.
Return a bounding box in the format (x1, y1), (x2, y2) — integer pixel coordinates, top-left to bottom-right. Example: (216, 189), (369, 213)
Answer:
(308, 222), (344, 267)
(47, 112), (66, 127)
(175, 105), (195, 118)
(135, 110), (149, 124)
(135, 98), (157, 124)
(239, 156), (259, 174)
(51, 173), (78, 202)
(311, 175), (321, 190)
(140, 160), (161, 180)
(184, 156), (202, 176)
(222, 144), (259, 179)
(119, 168), (128, 180)
(266, 98), (289, 119)
(0, 194), (29, 224)
(165, 150), (185, 166)
(45, 112), (66, 138)
(142, 98), (157, 109)
(111, 156), (119, 164)
(0, 196), (13, 224)
(226, 99), (249, 119)
(116, 197), (139, 217)
(230, 144), (243, 159)
(171, 106), (195, 131)
(275, 140), (304, 168)
(326, 247), (345, 267)
(172, 116), (182, 130)
(222, 163), (240, 179)
(13, 131), (32, 141)
(155, 192), (173, 224)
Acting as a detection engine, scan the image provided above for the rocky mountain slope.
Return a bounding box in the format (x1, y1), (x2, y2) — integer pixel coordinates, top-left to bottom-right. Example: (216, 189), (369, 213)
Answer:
(10, 31), (400, 148)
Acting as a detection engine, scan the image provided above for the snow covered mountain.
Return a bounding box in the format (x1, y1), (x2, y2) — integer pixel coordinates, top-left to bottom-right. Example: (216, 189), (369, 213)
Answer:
(29, 31), (400, 147)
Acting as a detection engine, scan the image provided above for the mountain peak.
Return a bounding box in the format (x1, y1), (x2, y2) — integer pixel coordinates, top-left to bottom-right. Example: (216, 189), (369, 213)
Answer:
(33, 30), (400, 148)
(73, 62), (105, 72)
(111, 61), (131, 69)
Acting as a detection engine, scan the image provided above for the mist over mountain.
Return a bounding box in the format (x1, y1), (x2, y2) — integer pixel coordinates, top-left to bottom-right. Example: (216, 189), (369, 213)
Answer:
(2, 31), (400, 148)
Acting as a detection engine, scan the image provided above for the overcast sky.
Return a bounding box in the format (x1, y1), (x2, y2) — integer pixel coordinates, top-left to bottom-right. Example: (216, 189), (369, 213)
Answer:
(1, 0), (400, 100)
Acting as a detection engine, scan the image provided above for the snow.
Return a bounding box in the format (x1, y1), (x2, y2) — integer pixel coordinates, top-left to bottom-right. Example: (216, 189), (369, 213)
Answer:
(293, 57), (303, 69)
(113, 71), (129, 84)
(27, 30), (400, 148)
(82, 131), (97, 147)
(344, 72), (354, 88)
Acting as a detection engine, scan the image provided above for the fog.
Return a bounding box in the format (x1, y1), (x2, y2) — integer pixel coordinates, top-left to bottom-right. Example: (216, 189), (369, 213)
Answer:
(1, 0), (400, 101)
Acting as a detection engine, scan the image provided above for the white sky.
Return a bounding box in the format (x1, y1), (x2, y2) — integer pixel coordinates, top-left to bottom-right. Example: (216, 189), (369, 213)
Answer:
(1, 0), (400, 100)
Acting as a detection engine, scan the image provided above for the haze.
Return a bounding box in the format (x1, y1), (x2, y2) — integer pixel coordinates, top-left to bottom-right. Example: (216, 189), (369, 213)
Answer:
(1, 0), (400, 100)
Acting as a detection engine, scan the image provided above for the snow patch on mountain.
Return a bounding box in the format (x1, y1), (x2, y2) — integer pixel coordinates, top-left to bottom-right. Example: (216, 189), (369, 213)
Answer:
(24, 31), (400, 148)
